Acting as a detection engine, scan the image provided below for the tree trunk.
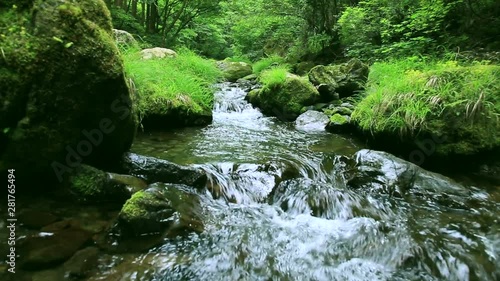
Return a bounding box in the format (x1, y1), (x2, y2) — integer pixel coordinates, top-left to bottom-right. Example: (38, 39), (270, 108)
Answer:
(132, 0), (138, 18)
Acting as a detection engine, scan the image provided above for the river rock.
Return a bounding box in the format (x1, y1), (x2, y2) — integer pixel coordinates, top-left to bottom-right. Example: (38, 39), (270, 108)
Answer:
(66, 164), (146, 203)
(248, 73), (320, 121)
(217, 61), (253, 82)
(19, 211), (59, 229)
(346, 149), (468, 198)
(113, 29), (139, 49)
(140, 47), (177, 60)
(62, 246), (100, 279)
(19, 229), (92, 270)
(326, 114), (352, 133)
(116, 183), (204, 237)
(308, 59), (369, 101)
(295, 110), (329, 132)
(119, 153), (207, 188)
(0, 0), (137, 183)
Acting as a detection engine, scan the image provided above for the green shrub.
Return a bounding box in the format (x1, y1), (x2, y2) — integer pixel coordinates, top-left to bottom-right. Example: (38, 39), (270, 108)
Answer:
(122, 48), (222, 119)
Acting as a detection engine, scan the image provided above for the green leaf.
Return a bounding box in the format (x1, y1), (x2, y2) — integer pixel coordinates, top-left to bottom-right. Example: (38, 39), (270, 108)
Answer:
(64, 42), (74, 48)
(3, 127), (10, 134)
(52, 36), (64, 43)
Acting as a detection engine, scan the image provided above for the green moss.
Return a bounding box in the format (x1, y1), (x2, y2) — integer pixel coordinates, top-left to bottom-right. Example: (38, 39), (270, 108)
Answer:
(121, 191), (150, 219)
(69, 165), (107, 197)
(329, 114), (348, 125)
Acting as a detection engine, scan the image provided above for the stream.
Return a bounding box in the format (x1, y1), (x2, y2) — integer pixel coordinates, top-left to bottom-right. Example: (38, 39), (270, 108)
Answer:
(125, 83), (499, 281)
(1, 83), (498, 281)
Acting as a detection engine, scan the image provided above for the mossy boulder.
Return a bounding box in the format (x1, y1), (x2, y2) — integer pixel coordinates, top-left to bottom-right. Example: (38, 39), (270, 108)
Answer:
(217, 61), (253, 82)
(67, 164), (146, 203)
(308, 59), (369, 101)
(326, 114), (352, 133)
(248, 74), (320, 121)
(0, 0), (137, 183)
(116, 183), (204, 237)
(113, 29), (138, 49)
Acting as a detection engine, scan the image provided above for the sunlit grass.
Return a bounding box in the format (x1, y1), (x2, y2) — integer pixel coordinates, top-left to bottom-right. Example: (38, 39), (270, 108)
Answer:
(259, 66), (289, 90)
(253, 55), (286, 75)
(122, 48), (221, 119)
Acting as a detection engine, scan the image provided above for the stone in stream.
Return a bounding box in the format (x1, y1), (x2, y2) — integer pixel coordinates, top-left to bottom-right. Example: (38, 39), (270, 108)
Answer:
(346, 149), (469, 199)
(18, 229), (92, 270)
(66, 164), (147, 203)
(62, 246), (100, 279)
(247, 73), (320, 121)
(119, 152), (207, 189)
(216, 61), (253, 82)
(0, 0), (138, 183)
(115, 183), (204, 237)
(308, 59), (369, 101)
(18, 210), (59, 229)
(295, 110), (330, 132)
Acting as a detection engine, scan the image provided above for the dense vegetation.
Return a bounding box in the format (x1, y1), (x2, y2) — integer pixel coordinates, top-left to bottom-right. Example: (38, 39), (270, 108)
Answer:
(106, 0), (499, 62)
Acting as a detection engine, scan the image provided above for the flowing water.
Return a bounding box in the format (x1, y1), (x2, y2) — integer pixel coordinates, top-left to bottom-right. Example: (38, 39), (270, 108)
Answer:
(121, 83), (500, 281)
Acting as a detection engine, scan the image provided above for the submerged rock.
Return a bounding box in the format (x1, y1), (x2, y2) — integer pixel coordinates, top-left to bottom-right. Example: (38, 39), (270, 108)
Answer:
(248, 74), (320, 121)
(18, 229), (92, 270)
(116, 183), (204, 237)
(62, 246), (100, 279)
(0, 0), (137, 182)
(119, 153), (207, 188)
(308, 59), (369, 101)
(217, 61), (253, 82)
(140, 47), (177, 60)
(295, 110), (329, 132)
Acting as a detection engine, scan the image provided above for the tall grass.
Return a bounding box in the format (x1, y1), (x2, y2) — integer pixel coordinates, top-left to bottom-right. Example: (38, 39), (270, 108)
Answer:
(259, 65), (290, 90)
(253, 55), (286, 75)
(352, 58), (500, 153)
(122, 48), (221, 118)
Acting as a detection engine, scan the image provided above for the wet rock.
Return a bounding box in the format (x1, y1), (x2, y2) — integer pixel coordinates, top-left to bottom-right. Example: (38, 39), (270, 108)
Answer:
(326, 114), (352, 133)
(119, 153), (207, 188)
(67, 165), (144, 203)
(63, 247), (100, 279)
(19, 211), (59, 229)
(248, 73), (320, 121)
(0, 0), (137, 180)
(19, 229), (92, 270)
(308, 59), (369, 101)
(346, 149), (468, 198)
(295, 110), (329, 132)
(116, 183), (204, 237)
(113, 29), (138, 49)
(217, 61), (253, 82)
(140, 47), (177, 60)
(41, 219), (82, 233)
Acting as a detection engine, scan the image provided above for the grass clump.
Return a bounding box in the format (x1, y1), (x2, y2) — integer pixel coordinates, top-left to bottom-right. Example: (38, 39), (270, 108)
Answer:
(259, 65), (289, 90)
(253, 55), (286, 74)
(122, 48), (222, 120)
(352, 58), (500, 155)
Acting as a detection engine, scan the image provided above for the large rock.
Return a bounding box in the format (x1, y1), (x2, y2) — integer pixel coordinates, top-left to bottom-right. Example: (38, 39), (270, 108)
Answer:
(248, 74), (320, 121)
(0, 0), (137, 183)
(308, 59), (369, 100)
(119, 153), (208, 188)
(140, 47), (177, 60)
(113, 29), (139, 49)
(295, 110), (329, 132)
(217, 61), (253, 82)
(116, 183), (204, 237)
(346, 149), (468, 198)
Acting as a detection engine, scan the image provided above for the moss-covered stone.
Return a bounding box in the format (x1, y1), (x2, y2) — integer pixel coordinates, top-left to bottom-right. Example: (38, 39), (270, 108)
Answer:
(248, 73), (320, 121)
(0, 0), (137, 183)
(217, 61), (253, 82)
(308, 59), (369, 101)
